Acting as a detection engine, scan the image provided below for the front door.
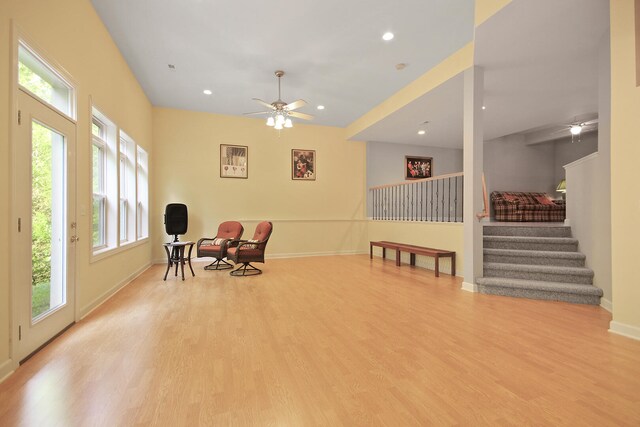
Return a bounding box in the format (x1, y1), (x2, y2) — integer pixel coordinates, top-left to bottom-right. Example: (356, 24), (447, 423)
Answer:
(14, 90), (77, 361)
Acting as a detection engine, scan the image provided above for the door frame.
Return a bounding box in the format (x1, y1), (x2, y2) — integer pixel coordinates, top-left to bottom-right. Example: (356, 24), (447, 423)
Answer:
(9, 24), (79, 366)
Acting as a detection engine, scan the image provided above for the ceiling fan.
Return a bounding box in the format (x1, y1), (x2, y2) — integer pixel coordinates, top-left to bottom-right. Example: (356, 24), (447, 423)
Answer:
(553, 118), (598, 142)
(244, 70), (314, 129)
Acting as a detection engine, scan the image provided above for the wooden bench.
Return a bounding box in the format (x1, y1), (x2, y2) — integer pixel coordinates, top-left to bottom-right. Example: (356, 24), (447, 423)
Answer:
(370, 241), (456, 277)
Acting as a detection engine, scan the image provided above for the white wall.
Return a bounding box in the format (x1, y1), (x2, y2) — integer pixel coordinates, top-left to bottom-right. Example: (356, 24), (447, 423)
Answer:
(565, 31), (612, 309)
(565, 153), (611, 303)
(554, 131), (598, 185)
(366, 141), (463, 216)
(484, 134), (556, 197)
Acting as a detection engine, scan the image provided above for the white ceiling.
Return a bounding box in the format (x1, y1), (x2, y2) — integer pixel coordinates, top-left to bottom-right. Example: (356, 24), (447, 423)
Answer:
(90, 0), (474, 128)
(90, 0), (609, 145)
(351, 0), (609, 148)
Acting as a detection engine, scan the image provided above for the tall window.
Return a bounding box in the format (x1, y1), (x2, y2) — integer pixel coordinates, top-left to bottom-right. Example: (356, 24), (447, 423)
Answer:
(136, 147), (149, 240)
(119, 137), (129, 243)
(119, 133), (137, 244)
(92, 118), (106, 248)
(91, 107), (117, 255)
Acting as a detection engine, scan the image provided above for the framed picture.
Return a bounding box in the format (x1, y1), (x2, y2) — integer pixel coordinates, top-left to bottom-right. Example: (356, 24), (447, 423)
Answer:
(292, 149), (316, 180)
(405, 156), (432, 180)
(220, 144), (248, 179)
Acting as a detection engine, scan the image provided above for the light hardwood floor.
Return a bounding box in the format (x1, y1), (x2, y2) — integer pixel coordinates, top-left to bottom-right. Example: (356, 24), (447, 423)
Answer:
(0, 255), (639, 426)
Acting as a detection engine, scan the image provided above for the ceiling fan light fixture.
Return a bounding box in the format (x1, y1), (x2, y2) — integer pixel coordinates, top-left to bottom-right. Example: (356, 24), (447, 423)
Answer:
(276, 113), (285, 126)
(274, 122), (283, 130)
(266, 116), (275, 126)
(284, 118), (293, 128)
(570, 124), (582, 135)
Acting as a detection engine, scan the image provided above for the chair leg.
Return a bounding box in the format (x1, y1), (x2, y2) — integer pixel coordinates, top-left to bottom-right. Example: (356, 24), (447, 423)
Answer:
(204, 258), (234, 271)
(230, 263), (262, 276)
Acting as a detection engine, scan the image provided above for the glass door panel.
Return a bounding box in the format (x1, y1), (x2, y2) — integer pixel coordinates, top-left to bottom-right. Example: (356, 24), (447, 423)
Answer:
(31, 121), (66, 321)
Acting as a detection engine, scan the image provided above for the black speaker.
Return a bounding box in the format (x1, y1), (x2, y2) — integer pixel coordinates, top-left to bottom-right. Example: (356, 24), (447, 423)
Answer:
(164, 203), (188, 240)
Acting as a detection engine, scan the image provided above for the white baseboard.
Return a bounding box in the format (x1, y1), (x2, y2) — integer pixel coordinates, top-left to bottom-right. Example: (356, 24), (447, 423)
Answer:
(600, 298), (613, 313)
(461, 281), (478, 292)
(154, 250), (369, 265)
(0, 359), (16, 384)
(79, 263), (151, 319)
(609, 321), (640, 341)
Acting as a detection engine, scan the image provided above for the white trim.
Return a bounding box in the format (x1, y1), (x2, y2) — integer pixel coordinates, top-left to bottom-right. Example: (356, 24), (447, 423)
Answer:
(600, 298), (612, 313)
(79, 263), (151, 319)
(609, 321), (640, 341)
(90, 238), (148, 263)
(0, 359), (16, 384)
(563, 151), (599, 170)
(461, 281), (478, 292)
(157, 250), (370, 265)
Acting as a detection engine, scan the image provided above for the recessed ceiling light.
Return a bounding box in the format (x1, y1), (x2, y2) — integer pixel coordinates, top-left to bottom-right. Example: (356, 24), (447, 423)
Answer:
(382, 32), (394, 41)
(417, 130), (426, 135)
(317, 105), (325, 110)
(482, 105), (486, 110)
(203, 89), (212, 95)
(168, 64), (176, 70)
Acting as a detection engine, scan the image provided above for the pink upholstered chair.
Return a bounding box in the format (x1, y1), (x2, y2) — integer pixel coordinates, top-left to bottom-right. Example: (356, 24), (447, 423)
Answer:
(197, 221), (244, 270)
(227, 221), (273, 276)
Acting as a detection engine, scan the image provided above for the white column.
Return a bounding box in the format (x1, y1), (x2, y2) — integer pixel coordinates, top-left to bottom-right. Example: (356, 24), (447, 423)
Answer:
(462, 66), (484, 292)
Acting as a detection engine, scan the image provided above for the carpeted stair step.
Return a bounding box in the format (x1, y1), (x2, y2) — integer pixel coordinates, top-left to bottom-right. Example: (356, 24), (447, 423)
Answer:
(483, 236), (578, 252)
(476, 277), (603, 305)
(483, 225), (571, 238)
(484, 248), (586, 267)
(483, 262), (593, 284)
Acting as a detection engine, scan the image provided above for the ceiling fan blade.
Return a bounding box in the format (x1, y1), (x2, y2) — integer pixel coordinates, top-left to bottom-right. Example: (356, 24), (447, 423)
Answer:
(285, 99), (307, 111)
(243, 111), (271, 116)
(289, 111), (314, 120)
(583, 118), (599, 126)
(252, 98), (275, 110)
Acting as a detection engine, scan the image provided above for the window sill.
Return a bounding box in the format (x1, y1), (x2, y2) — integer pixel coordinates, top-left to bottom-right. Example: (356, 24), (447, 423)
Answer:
(91, 237), (149, 263)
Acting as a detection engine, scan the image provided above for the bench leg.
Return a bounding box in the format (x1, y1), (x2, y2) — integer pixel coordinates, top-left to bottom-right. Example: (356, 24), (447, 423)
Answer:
(410, 253), (416, 266)
(451, 254), (456, 276)
(396, 249), (401, 266)
(382, 248), (386, 259)
(370, 243), (373, 259)
(435, 255), (440, 277)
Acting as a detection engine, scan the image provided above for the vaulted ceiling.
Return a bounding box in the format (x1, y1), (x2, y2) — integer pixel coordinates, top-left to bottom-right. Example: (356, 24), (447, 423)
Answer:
(91, 0), (609, 147)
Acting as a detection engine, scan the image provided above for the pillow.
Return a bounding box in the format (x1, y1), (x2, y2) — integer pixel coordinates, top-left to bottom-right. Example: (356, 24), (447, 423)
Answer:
(244, 239), (260, 249)
(535, 195), (555, 206)
(502, 194), (518, 203)
(213, 238), (227, 246)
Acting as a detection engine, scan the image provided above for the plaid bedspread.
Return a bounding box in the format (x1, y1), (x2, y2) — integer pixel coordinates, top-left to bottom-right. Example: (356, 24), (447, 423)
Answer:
(491, 191), (565, 222)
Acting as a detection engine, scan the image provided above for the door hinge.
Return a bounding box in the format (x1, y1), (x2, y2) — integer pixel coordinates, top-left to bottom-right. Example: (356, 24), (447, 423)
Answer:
(18, 218), (21, 232)
(18, 110), (21, 125)
(18, 325), (21, 341)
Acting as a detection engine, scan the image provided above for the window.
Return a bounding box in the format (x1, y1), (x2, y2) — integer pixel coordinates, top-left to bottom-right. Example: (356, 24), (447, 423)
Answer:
(92, 118), (106, 249)
(119, 133), (137, 244)
(91, 107), (148, 257)
(136, 147), (149, 240)
(18, 42), (75, 119)
(91, 108), (118, 255)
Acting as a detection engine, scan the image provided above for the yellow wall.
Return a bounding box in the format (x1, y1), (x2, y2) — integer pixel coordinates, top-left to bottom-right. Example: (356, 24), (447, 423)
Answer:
(368, 221), (463, 277)
(0, 0), (153, 373)
(610, 0), (640, 334)
(152, 108), (368, 261)
(474, 0), (512, 26)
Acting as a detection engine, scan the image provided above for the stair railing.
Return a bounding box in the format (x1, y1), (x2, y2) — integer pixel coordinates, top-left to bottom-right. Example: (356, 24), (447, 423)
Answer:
(370, 172), (463, 222)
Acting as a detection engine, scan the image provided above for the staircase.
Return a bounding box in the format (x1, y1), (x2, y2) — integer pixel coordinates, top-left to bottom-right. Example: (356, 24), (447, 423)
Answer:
(476, 225), (603, 305)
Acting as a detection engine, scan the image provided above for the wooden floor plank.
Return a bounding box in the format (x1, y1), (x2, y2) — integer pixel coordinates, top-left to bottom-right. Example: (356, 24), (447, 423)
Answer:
(0, 255), (639, 426)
